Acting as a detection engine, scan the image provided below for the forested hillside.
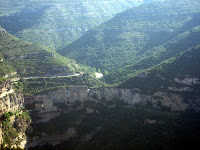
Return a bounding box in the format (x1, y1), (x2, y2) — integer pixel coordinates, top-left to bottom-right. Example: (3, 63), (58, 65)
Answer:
(0, 0), (156, 49)
(118, 45), (200, 110)
(120, 45), (200, 90)
(59, 0), (200, 84)
(105, 25), (200, 83)
(0, 26), (78, 77)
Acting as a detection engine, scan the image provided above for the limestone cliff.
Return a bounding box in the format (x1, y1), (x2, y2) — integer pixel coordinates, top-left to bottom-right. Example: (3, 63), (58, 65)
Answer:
(23, 84), (197, 148)
(0, 80), (31, 149)
(0, 123), (2, 146)
(0, 91), (24, 116)
(25, 86), (189, 112)
(0, 112), (32, 149)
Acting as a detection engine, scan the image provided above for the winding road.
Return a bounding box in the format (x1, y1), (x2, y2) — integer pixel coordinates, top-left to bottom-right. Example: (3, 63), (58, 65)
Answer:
(23, 73), (80, 80)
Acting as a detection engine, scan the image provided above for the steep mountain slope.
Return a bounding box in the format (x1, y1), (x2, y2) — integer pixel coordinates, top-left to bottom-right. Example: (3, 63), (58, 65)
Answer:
(0, 26), (77, 77)
(106, 25), (200, 83)
(0, 0), (158, 49)
(59, 0), (200, 82)
(120, 45), (200, 110)
(120, 45), (200, 88)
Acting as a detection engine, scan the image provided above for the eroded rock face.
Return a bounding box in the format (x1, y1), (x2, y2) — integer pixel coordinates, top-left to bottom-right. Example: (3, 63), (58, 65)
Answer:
(10, 118), (31, 149)
(34, 111), (61, 123)
(153, 92), (187, 111)
(25, 87), (190, 112)
(27, 127), (78, 148)
(88, 88), (142, 104)
(175, 77), (200, 85)
(1, 115), (31, 149)
(0, 124), (2, 146)
(168, 87), (193, 92)
(188, 97), (200, 112)
(0, 92), (24, 116)
(23, 85), (199, 148)
(0, 81), (31, 149)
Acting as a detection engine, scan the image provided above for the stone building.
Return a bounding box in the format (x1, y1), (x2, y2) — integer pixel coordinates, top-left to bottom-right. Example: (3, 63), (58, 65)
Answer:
(34, 95), (53, 110)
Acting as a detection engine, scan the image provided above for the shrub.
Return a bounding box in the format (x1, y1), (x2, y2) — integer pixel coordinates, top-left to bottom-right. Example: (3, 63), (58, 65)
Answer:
(1, 112), (11, 120)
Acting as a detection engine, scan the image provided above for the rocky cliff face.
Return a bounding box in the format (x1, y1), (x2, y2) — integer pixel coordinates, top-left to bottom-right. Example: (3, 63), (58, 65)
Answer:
(175, 77), (200, 86)
(23, 82), (198, 148)
(0, 123), (2, 146)
(0, 80), (31, 149)
(1, 113), (32, 149)
(0, 90), (24, 116)
(25, 86), (189, 112)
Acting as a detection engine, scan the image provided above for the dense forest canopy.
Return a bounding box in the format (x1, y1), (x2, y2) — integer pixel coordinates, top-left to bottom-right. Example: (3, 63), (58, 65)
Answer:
(58, 0), (200, 84)
(0, 0), (156, 49)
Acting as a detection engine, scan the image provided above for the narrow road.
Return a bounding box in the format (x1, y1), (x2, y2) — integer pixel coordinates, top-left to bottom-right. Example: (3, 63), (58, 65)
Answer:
(23, 73), (80, 80)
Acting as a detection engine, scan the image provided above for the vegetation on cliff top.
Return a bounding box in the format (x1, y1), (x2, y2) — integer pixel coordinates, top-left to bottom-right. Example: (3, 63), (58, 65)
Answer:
(15, 74), (106, 96)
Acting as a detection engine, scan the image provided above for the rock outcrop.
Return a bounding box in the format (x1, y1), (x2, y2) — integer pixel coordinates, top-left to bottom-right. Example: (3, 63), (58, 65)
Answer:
(0, 91), (24, 116)
(153, 92), (187, 111)
(25, 86), (189, 112)
(175, 77), (200, 85)
(168, 86), (193, 92)
(23, 84), (198, 148)
(0, 124), (2, 146)
(4, 114), (32, 149)
(0, 80), (31, 149)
